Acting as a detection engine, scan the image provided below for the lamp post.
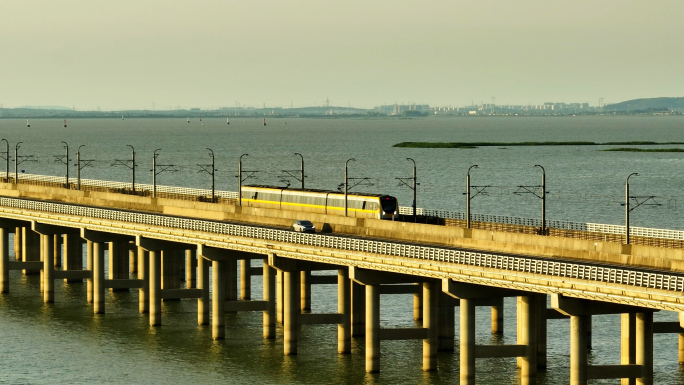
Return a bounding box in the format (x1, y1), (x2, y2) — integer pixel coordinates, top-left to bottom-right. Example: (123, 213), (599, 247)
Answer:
(535, 164), (546, 235)
(207, 148), (215, 202)
(14, 142), (22, 184)
(1, 139), (8, 182)
(295, 152), (304, 189)
(238, 153), (248, 206)
(625, 173), (638, 244)
(153, 149), (161, 198)
(407, 158), (417, 221)
(61, 141), (69, 189)
(466, 165), (478, 228)
(127, 145), (136, 193)
(344, 158), (356, 217)
(77, 145), (85, 190)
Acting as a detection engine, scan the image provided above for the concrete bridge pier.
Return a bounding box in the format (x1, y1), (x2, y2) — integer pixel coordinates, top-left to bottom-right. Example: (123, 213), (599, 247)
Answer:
(301, 270), (311, 311)
(137, 246), (149, 314)
(240, 259), (251, 300)
(0, 227), (8, 293)
(276, 269), (283, 324)
(129, 242), (138, 275)
(53, 234), (62, 268)
(22, 227), (41, 275)
(161, 249), (184, 295)
(437, 292), (456, 352)
(185, 249), (196, 288)
(32, 222), (69, 303)
(268, 255), (300, 355)
(109, 241), (131, 291)
(86, 240), (93, 302)
(14, 226), (21, 262)
(212, 258), (226, 339)
(551, 294), (652, 385)
(351, 280), (365, 337)
(263, 258), (276, 339)
(197, 251), (210, 325)
(62, 232), (83, 283)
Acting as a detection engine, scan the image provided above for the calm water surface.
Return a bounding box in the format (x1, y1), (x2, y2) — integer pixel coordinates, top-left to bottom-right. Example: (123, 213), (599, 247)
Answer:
(1, 116), (684, 384)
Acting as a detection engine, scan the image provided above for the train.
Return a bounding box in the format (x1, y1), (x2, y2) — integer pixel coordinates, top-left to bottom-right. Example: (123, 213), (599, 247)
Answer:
(241, 185), (398, 219)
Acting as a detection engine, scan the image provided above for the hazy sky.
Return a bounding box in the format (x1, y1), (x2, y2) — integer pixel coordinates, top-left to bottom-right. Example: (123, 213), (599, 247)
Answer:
(2, 1), (682, 110)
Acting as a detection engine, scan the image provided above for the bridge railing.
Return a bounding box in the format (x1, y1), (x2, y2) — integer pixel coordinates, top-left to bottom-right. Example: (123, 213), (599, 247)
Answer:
(2, 195), (683, 296)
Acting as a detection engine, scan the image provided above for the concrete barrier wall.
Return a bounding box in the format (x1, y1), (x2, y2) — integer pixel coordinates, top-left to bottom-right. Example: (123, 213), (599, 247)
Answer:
(2, 183), (684, 273)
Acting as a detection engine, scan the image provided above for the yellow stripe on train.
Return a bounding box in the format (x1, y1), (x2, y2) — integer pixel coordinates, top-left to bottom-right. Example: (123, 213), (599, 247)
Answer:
(243, 198), (379, 214)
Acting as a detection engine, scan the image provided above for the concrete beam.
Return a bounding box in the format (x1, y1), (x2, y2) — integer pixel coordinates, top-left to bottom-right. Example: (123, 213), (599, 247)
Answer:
(653, 321), (683, 334)
(379, 284), (420, 295)
(54, 270), (92, 280)
(442, 279), (529, 299)
(547, 308), (569, 319)
(225, 300), (269, 312)
(32, 221), (69, 235)
(105, 279), (145, 290)
(351, 266), (425, 285)
(161, 288), (203, 299)
(0, 219), (26, 228)
(249, 266), (263, 276)
(552, 294), (658, 316)
(82, 228), (133, 243)
(299, 313), (344, 325)
(379, 327), (428, 341)
(136, 235), (185, 251)
(475, 344), (527, 358)
(310, 274), (338, 285)
(268, 253), (299, 272)
(7, 261), (43, 270)
(587, 364), (642, 380)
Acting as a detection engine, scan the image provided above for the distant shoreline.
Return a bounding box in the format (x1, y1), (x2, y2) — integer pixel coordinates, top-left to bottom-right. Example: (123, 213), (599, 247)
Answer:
(394, 141), (684, 149)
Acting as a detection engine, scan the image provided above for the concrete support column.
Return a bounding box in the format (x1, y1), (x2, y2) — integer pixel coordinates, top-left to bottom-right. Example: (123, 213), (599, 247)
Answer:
(300, 270), (311, 311)
(149, 250), (162, 325)
(263, 261), (276, 339)
(161, 249), (182, 292)
(536, 294), (548, 371)
(42, 234), (55, 303)
(636, 312), (653, 385)
(129, 244), (137, 274)
(185, 249), (196, 288)
(137, 247), (149, 314)
(22, 227), (40, 275)
(276, 269), (283, 324)
(109, 241), (130, 290)
(14, 227), (22, 261)
(622, 313), (636, 385)
(422, 281), (438, 371)
(352, 280), (365, 337)
(53, 234), (62, 268)
(460, 298), (476, 385)
(212, 260), (225, 339)
(63, 233), (83, 282)
(283, 269), (300, 355)
(366, 283), (380, 373)
(520, 296), (538, 384)
(438, 292), (455, 352)
(413, 282), (423, 321)
(570, 315), (588, 385)
(240, 259), (251, 300)
(86, 240), (93, 303)
(491, 298), (504, 334)
(92, 241), (105, 314)
(226, 258), (237, 301)
(197, 255), (209, 325)
(0, 228), (8, 293)
(338, 268), (351, 354)
(679, 312), (684, 366)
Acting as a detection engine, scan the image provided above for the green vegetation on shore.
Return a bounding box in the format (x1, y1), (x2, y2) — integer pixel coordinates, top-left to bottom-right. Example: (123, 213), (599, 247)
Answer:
(394, 141), (684, 148)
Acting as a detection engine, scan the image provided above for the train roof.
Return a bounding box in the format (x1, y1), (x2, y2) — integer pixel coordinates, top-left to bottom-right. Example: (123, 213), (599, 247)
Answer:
(242, 184), (393, 198)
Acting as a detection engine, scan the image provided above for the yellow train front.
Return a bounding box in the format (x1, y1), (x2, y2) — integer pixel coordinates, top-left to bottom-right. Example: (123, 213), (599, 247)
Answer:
(241, 185), (398, 219)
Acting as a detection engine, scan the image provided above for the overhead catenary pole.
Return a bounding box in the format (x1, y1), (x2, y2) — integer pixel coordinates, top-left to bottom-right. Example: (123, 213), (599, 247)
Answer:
(128, 145), (136, 193)
(77, 145), (85, 190)
(535, 164), (546, 234)
(407, 157), (417, 221)
(466, 165), (478, 229)
(295, 152), (304, 189)
(61, 141), (69, 189)
(344, 158), (356, 217)
(626, 173), (638, 244)
(207, 148), (215, 202)
(239, 154), (248, 206)
(14, 142), (22, 184)
(1, 139), (8, 182)
(153, 149), (161, 198)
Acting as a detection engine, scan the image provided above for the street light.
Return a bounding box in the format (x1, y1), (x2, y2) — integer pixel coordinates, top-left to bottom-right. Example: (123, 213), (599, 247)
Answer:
(625, 173), (639, 244)
(345, 158), (356, 217)
(207, 148), (215, 202)
(153, 149), (161, 197)
(77, 145), (85, 190)
(238, 153), (248, 206)
(61, 141), (69, 189)
(14, 142), (22, 184)
(407, 158), (417, 221)
(127, 145), (136, 193)
(535, 164), (546, 235)
(1, 139), (8, 182)
(295, 152), (304, 189)
(466, 165), (478, 229)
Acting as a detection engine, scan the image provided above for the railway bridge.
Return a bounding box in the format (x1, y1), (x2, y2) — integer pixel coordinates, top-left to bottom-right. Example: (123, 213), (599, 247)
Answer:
(1, 175), (684, 385)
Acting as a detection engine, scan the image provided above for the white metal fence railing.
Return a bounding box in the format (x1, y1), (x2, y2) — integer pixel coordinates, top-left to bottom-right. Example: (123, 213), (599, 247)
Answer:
(8, 173), (684, 241)
(1, 196), (683, 294)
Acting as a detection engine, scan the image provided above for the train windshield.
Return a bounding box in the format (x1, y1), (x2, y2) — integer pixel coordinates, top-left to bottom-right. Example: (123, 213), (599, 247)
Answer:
(380, 196), (396, 213)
